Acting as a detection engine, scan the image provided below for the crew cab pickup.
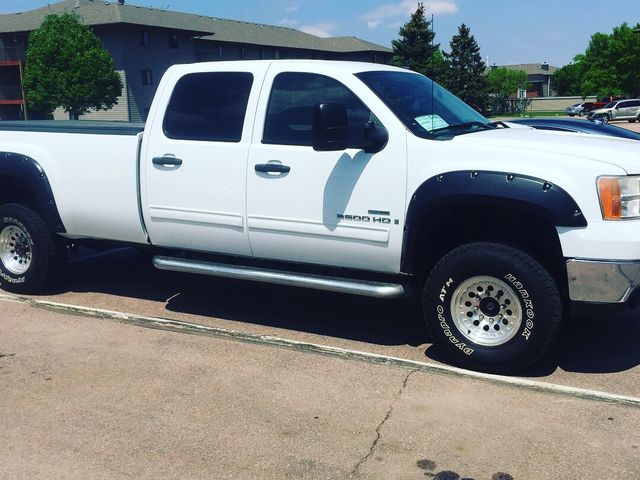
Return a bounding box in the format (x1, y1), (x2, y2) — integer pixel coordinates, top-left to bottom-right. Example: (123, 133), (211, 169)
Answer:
(1, 60), (639, 373)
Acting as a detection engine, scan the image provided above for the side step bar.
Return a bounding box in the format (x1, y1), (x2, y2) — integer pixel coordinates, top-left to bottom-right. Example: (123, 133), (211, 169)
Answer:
(153, 256), (407, 298)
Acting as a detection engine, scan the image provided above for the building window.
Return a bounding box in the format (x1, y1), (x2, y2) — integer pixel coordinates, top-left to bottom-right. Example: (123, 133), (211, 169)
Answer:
(240, 47), (246, 59)
(274, 50), (281, 60)
(218, 45), (223, 58)
(140, 31), (149, 47)
(141, 69), (153, 86)
(169, 33), (179, 49)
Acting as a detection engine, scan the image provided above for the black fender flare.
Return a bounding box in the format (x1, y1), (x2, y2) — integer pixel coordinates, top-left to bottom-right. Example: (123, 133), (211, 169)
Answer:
(0, 152), (66, 232)
(401, 170), (586, 273)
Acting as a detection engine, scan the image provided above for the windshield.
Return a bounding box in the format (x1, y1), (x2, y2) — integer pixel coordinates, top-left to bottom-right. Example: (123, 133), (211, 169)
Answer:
(356, 70), (495, 140)
(604, 102), (616, 108)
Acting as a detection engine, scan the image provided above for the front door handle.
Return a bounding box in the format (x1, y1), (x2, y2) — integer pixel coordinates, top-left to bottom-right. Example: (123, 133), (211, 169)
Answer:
(153, 156), (183, 167)
(255, 163), (291, 174)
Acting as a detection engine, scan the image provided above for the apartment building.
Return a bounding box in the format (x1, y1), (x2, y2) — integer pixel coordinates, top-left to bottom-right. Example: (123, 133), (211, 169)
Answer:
(0, 0), (392, 121)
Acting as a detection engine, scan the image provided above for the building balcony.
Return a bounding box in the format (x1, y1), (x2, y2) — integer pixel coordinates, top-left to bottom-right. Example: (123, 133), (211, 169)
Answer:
(0, 47), (25, 63)
(0, 85), (24, 104)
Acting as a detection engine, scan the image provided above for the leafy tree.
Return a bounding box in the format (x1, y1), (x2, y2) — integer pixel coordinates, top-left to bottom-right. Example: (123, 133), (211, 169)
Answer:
(578, 23), (640, 97)
(23, 13), (122, 119)
(554, 23), (640, 98)
(486, 67), (527, 98)
(391, 3), (442, 79)
(441, 24), (489, 114)
(551, 62), (585, 97)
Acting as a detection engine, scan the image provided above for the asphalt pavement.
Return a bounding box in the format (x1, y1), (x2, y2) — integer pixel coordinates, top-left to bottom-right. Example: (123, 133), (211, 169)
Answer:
(2, 121), (640, 478)
(2, 299), (639, 479)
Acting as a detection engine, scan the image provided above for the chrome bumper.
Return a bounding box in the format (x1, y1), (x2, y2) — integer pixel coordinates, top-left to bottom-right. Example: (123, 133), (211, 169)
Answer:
(566, 259), (640, 303)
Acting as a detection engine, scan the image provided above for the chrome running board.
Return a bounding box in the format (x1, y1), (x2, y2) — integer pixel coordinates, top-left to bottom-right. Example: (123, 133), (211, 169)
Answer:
(153, 256), (406, 298)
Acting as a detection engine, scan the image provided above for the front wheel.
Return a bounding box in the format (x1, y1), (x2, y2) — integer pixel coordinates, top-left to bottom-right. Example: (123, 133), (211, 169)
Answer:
(422, 242), (562, 373)
(0, 203), (61, 294)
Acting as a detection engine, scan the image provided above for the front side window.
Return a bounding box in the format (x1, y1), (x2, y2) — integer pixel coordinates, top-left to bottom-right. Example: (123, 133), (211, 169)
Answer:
(356, 70), (494, 140)
(163, 72), (253, 142)
(263, 72), (378, 147)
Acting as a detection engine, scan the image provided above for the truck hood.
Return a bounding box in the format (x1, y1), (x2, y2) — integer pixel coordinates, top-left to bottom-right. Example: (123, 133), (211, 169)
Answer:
(453, 127), (640, 174)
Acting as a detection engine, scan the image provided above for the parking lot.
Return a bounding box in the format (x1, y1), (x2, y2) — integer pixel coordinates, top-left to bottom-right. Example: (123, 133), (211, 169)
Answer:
(1, 120), (640, 479)
(1, 244), (640, 479)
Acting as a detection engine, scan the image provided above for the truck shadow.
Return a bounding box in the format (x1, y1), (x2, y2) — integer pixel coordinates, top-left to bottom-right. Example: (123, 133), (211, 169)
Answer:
(47, 248), (640, 377)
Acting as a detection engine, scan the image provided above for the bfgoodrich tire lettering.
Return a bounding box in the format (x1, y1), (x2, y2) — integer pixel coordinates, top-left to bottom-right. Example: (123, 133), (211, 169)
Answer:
(0, 203), (60, 294)
(422, 242), (562, 373)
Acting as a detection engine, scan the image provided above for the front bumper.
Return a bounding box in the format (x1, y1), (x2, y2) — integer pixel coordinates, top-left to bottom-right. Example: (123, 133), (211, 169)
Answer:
(567, 259), (640, 303)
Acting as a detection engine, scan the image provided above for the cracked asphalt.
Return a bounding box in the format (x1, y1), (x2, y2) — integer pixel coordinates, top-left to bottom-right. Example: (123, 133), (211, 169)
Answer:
(2, 296), (639, 479)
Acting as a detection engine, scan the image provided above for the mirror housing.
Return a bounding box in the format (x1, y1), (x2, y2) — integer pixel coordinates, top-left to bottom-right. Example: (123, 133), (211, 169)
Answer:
(363, 121), (388, 154)
(313, 103), (348, 151)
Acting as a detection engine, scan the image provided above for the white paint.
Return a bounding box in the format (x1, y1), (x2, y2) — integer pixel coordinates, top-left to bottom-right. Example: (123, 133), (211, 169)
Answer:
(1, 293), (638, 408)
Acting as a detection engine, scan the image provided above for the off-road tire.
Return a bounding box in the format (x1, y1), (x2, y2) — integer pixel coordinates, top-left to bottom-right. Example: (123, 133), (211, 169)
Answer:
(0, 203), (60, 294)
(422, 242), (562, 374)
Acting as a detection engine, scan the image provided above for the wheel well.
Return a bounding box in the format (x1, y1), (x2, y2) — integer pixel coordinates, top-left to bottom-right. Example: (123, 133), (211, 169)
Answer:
(0, 175), (40, 213)
(406, 203), (567, 295)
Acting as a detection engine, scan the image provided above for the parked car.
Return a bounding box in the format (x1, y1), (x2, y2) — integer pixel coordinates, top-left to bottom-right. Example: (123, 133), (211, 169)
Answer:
(587, 99), (640, 123)
(508, 117), (640, 140)
(1, 60), (640, 374)
(564, 103), (585, 116)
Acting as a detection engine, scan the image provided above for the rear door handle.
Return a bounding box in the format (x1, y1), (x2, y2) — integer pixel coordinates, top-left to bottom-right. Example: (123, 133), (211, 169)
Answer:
(255, 163), (290, 174)
(152, 156), (183, 167)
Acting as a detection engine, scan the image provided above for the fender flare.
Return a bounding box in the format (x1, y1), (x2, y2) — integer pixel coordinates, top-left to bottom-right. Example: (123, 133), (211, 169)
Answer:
(401, 170), (586, 272)
(0, 152), (66, 232)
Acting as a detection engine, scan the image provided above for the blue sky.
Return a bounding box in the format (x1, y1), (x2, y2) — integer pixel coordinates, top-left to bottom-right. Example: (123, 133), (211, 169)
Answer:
(2, 0), (639, 67)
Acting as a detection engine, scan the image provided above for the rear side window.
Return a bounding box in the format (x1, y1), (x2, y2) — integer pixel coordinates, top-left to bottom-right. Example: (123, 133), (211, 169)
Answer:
(163, 72), (253, 142)
(263, 72), (375, 148)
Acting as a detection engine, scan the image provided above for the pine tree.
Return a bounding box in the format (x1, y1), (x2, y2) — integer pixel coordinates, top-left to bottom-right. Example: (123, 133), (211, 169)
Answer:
(391, 3), (441, 79)
(441, 24), (489, 114)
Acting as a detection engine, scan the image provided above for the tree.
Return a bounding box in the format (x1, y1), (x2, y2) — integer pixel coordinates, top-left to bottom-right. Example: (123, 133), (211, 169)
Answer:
(554, 23), (640, 98)
(578, 23), (640, 97)
(551, 62), (584, 97)
(441, 24), (489, 114)
(486, 67), (527, 98)
(23, 13), (123, 119)
(391, 3), (442, 79)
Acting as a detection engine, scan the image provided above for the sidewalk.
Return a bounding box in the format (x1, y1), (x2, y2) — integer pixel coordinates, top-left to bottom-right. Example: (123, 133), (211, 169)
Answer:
(1, 300), (638, 479)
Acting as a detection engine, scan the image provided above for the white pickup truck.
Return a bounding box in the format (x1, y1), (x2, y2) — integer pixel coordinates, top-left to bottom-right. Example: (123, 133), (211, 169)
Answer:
(1, 60), (638, 373)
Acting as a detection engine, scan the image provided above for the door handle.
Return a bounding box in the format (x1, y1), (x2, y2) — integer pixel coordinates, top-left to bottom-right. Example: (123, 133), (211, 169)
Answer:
(255, 163), (290, 174)
(152, 156), (183, 167)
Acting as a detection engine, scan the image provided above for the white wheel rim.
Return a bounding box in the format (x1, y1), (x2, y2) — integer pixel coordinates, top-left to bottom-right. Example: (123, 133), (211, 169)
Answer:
(450, 276), (522, 347)
(0, 224), (32, 275)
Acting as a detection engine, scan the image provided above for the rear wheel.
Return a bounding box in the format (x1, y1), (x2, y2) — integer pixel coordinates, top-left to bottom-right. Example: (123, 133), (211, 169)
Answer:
(422, 242), (562, 374)
(0, 204), (61, 294)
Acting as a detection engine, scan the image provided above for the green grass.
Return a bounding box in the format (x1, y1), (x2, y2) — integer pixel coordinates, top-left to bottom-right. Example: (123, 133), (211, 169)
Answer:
(489, 111), (568, 120)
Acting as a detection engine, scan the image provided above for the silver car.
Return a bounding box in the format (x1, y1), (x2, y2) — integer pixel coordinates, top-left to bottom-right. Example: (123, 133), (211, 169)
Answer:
(587, 99), (640, 123)
(564, 102), (585, 116)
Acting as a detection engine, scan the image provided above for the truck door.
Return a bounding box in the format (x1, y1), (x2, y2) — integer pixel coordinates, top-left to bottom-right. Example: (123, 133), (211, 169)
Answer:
(246, 70), (407, 273)
(141, 68), (262, 256)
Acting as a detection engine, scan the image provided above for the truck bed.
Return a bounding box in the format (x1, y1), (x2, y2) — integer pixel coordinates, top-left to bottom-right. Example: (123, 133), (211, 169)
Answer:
(0, 120), (145, 136)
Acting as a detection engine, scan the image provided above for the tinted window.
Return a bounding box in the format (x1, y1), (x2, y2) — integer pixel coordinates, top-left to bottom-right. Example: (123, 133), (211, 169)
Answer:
(357, 70), (492, 140)
(164, 72), (253, 142)
(263, 72), (376, 147)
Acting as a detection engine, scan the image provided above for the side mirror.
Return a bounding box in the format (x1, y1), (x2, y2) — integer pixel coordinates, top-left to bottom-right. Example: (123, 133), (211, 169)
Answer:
(313, 103), (348, 151)
(363, 121), (388, 154)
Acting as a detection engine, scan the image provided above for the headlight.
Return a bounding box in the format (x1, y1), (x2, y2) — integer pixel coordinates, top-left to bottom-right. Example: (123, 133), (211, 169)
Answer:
(597, 176), (640, 220)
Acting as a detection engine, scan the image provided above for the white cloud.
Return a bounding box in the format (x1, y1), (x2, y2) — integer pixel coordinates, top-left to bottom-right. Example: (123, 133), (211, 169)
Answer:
(286, 5), (299, 12)
(299, 22), (335, 38)
(363, 0), (458, 28)
(280, 18), (301, 26)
